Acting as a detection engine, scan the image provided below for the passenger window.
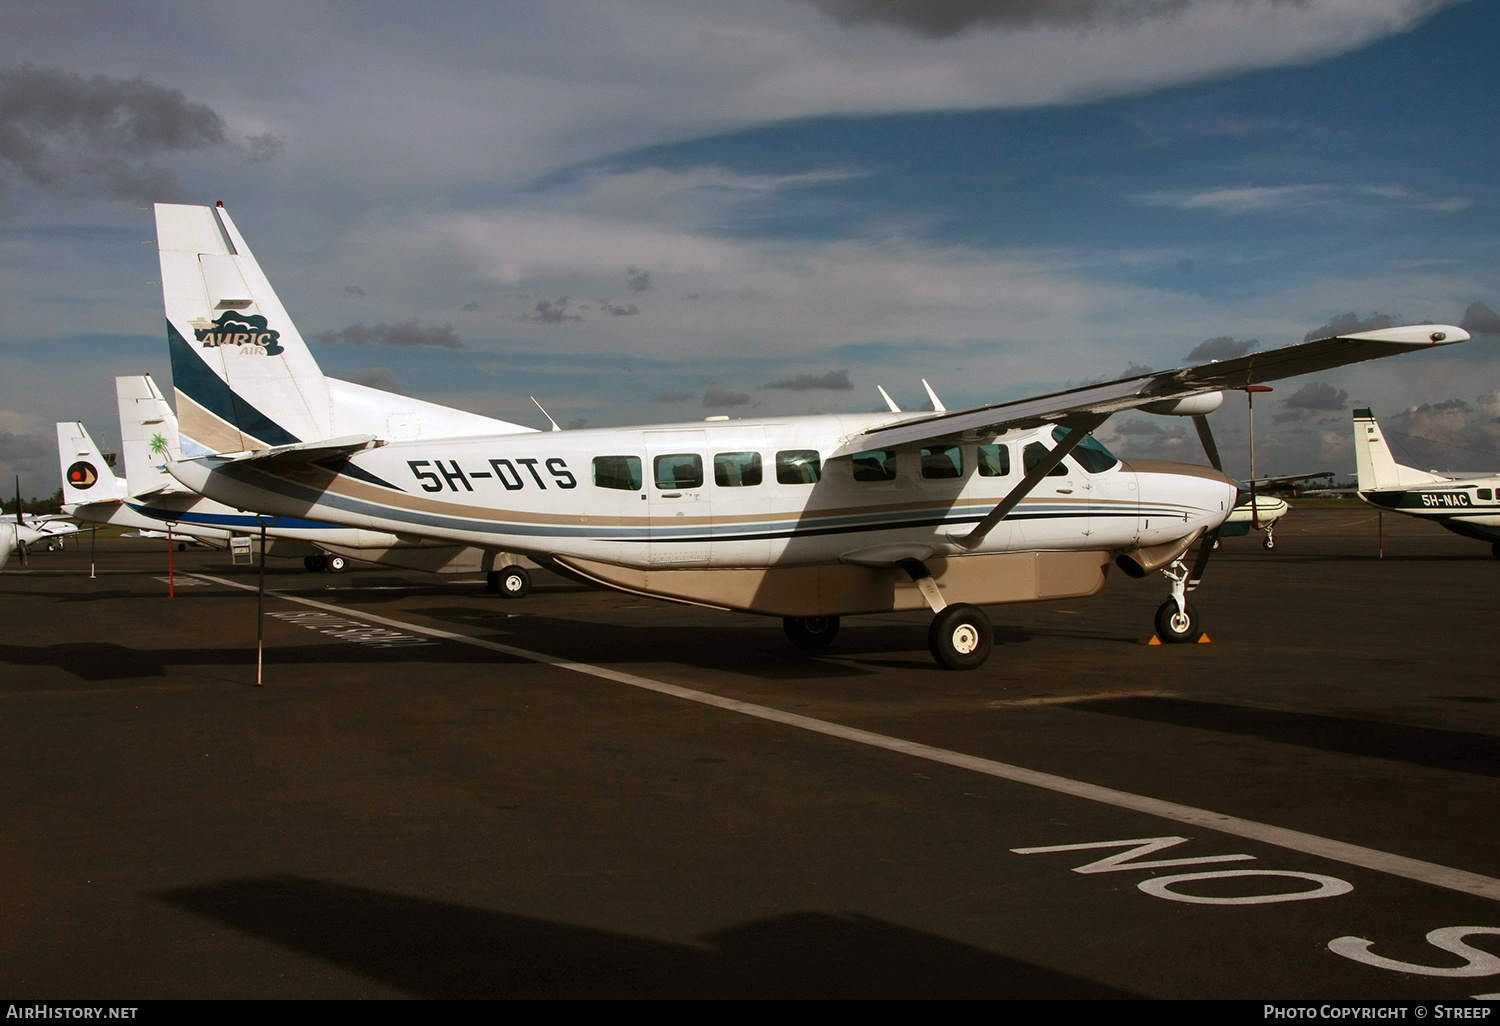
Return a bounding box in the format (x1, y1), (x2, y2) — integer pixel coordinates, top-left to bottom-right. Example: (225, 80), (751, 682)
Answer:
(1023, 442), (1070, 477)
(852, 449), (896, 482)
(714, 452), (763, 487)
(776, 450), (821, 485)
(654, 453), (703, 490)
(593, 455), (642, 491)
(977, 444), (1010, 477)
(1480, 488), (1493, 501)
(921, 445), (962, 479)
(1052, 426), (1119, 473)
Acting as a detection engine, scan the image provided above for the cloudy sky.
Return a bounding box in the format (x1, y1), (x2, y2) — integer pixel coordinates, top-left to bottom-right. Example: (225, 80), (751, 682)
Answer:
(1, 0), (1496, 494)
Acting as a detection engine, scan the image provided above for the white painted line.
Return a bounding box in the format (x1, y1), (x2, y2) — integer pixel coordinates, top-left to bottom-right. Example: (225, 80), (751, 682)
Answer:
(195, 572), (1500, 904)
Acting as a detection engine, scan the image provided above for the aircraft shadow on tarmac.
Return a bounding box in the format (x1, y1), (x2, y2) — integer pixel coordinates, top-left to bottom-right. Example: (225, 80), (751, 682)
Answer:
(1067, 696), (1500, 778)
(416, 607), (1036, 680)
(157, 873), (1126, 999)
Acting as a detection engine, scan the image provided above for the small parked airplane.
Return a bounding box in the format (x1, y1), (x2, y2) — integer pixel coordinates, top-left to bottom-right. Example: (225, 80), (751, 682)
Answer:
(60, 376), (535, 590)
(1352, 408), (1500, 558)
(2, 478), (79, 555)
(151, 202), (1469, 666)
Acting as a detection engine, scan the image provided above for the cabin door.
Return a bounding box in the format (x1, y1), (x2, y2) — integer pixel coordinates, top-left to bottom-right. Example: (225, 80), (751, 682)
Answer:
(645, 430), (712, 567)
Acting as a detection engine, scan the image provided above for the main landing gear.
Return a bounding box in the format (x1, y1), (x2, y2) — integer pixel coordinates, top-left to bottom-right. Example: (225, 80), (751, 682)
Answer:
(302, 554), (347, 573)
(486, 564), (531, 598)
(780, 559), (999, 670)
(783, 615), (839, 650)
(928, 604), (993, 670)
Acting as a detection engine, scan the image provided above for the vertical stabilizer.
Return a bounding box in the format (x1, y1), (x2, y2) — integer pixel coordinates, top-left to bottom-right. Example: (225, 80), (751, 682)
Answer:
(1352, 409), (1447, 491)
(57, 421), (129, 506)
(116, 375), (188, 497)
(156, 203), (333, 456)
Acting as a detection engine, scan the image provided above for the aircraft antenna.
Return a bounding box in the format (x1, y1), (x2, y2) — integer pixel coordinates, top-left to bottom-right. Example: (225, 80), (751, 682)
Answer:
(876, 386), (901, 414)
(921, 379), (947, 413)
(530, 397), (562, 432)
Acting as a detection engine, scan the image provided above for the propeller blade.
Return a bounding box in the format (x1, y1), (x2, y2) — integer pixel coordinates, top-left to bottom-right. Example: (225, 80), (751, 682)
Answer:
(1192, 415), (1223, 473)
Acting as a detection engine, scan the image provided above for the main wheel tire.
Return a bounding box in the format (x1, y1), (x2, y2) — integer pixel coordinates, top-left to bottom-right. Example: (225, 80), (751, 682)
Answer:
(1155, 600), (1203, 643)
(783, 615), (839, 650)
(498, 565), (531, 598)
(327, 554), (347, 573)
(304, 554), (327, 573)
(928, 603), (993, 670)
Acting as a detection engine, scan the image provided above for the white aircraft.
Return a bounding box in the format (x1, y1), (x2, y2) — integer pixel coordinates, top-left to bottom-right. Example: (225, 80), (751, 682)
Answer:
(1218, 492), (1291, 549)
(1, 478), (79, 557)
(152, 202), (1468, 667)
(1353, 408), (1500, 558)
(59, 376), (537, 591)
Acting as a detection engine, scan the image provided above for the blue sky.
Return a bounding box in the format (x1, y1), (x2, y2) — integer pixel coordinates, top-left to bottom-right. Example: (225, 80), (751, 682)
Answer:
(1, 0), (1495, 494)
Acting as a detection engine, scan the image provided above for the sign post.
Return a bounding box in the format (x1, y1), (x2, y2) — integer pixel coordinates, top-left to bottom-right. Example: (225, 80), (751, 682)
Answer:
(256, 521), (268, 687)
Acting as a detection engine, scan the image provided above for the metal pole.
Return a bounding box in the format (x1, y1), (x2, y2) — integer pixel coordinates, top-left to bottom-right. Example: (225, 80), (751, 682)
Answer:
(1379, 511), (1384, 559)
(167, 524), (174, 597)
(1248, 390), (1259, 530)
(90, 525), (96, 579)
(256, 522), (266, 687)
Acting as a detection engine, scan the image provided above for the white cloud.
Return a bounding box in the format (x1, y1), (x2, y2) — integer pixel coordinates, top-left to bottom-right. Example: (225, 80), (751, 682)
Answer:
(0, 0), (1461, 200)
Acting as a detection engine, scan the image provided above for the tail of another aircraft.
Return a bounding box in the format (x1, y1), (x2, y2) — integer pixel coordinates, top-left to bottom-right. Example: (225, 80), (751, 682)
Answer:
(116, 375), (188, 497)
(1352, 408), (1447, 492)
(56, 421), (130, 507)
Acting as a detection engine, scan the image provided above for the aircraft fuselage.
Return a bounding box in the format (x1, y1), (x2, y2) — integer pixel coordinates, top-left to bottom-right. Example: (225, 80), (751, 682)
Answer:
(172, 414), (1236, 615)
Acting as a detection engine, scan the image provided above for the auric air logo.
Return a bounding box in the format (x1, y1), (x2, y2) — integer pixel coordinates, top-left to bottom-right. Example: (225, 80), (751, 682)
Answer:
(192, 311), (284, 357)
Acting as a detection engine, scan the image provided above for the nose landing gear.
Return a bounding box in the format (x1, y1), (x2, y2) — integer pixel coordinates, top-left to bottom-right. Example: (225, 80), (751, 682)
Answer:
(1155, 557), (1205, 643)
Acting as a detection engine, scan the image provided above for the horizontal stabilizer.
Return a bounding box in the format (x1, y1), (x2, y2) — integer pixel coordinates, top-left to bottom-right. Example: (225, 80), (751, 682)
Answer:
(203, 433), (383, 468)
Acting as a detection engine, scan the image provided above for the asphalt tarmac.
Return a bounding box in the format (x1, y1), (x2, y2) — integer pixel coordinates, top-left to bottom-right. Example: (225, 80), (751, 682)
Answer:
(2, 508), (1497, 999)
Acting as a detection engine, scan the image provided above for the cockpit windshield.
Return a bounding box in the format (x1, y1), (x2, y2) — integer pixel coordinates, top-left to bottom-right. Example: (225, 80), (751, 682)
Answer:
(1052, 426), (1120, 473)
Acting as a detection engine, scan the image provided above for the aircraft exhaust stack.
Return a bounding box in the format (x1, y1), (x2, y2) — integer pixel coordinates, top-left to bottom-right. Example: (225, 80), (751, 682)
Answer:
(1114, 529), (1204, 579)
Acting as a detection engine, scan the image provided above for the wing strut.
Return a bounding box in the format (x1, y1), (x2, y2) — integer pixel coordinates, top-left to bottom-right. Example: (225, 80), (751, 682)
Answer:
(1186, 413), (1226, 591)
(956, 413), (1109, 550)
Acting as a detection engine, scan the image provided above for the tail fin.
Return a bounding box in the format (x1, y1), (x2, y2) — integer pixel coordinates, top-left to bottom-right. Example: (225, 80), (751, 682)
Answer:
(158, 203), (537, 452)
(157, 202), (333, 456)
(56, 421), (129, 506)
(116, 375), (189, 497)
(1352, 408), (1447, 491)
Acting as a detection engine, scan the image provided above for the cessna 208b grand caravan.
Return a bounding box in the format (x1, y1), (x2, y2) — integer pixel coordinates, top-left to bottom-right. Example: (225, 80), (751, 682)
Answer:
(152, 202), (1468, 668)
(1353, 408), (1500, 558)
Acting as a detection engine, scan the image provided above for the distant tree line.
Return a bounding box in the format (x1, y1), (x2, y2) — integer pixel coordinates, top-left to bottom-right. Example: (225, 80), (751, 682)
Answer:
(2, 487), (64, 517)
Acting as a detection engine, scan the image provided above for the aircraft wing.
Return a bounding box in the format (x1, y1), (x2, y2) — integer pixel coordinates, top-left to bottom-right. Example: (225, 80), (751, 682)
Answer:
(833, 324), (1467, 455)
(1246, 471), (1335, 489)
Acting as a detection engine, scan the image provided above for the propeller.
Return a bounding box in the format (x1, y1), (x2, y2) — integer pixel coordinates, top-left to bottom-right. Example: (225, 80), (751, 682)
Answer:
(14, 476), (26, 567)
